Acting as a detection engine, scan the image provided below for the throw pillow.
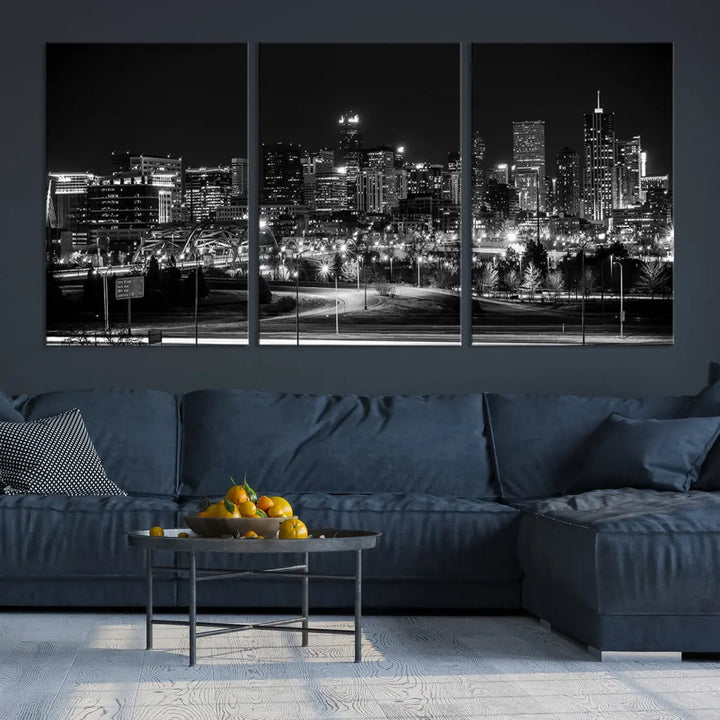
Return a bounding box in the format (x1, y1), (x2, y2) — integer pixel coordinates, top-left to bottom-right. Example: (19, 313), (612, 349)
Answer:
(678, 379), (720, 489)
(0, 408), (126, 496)
(567, 413), (720, 494)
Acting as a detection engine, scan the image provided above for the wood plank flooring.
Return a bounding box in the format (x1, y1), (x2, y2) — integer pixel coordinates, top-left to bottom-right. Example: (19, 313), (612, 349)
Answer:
(0, 612), (719, 719)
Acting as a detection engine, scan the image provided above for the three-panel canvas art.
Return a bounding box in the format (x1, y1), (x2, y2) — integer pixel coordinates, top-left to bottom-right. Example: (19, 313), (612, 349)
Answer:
(45, 43), (673, 346)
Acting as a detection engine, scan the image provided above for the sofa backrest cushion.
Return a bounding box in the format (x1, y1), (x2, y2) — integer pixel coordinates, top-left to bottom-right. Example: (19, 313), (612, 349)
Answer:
(179, 390), (495, 500)
(16, 390), (179, 498)
(0, 392), (23, 422)
(486, 392), (688, 501)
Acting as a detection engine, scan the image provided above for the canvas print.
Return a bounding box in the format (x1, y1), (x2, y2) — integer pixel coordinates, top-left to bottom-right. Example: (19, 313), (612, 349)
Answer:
(45, 44), (248, 345)
(471, 44), (673, 345)
(258, 44), (460, 345)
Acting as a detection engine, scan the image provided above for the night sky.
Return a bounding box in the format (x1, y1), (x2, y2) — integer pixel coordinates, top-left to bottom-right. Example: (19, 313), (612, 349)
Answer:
(473, 44), (673, 178)
(46, 43), (672, 179)
(46, 44), (247, 173)
(260, 44), (459, 165)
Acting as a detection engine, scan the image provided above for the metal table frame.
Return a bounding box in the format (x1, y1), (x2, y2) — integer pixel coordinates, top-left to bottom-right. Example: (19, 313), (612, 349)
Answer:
(127, 529), (380, 666)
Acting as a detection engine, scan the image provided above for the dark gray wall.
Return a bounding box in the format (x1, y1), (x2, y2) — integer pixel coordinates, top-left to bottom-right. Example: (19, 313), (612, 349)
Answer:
(1, 0), (718, 396)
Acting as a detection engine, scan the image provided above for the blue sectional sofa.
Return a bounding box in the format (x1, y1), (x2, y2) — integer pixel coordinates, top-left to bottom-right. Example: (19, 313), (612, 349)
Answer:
(2, 377), (720, 658)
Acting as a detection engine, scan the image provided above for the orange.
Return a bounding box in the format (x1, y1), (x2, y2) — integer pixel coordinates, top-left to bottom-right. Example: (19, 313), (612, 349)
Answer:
(267, 497), (293, 518)
(201, 502), (221, 517)
(238, 501), (257, 517)
(149, 526), (164, 537)
(257, 495), (274, 512)
(278, 518), (308, 539)
(178, 532), (190, 538)
(226, 485), (249, 506)
(243, 530), (263, 539)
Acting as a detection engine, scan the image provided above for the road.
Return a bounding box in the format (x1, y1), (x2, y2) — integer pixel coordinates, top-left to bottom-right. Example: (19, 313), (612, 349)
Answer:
(48, 275), (672, 346)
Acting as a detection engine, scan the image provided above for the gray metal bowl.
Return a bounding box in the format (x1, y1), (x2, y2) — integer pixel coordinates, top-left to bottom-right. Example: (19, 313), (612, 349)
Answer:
(183, 515), (296, 538)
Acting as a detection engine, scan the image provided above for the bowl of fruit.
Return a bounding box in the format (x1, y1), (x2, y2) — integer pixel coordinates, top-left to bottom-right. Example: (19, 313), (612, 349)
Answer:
(184, 476), (297, 539)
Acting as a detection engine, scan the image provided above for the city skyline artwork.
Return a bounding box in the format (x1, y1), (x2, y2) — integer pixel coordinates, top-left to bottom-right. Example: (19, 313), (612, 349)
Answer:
(45, 43), (673, 346)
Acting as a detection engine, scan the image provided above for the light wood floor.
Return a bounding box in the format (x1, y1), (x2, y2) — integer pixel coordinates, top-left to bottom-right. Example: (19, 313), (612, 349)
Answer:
(1, 612), (719, 720)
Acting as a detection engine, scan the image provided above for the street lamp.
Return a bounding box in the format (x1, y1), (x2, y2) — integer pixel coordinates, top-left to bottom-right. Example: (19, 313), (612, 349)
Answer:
(289, 245), (312, 346)
(319, 262), (340, 335)
(417, 255), (422, 288)
(611, 255), (624, 339)
(363, 255), (368, 310)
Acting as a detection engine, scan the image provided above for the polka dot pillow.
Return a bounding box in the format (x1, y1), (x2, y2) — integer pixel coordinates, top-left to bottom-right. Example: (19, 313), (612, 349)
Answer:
(0, 408), (126, 496)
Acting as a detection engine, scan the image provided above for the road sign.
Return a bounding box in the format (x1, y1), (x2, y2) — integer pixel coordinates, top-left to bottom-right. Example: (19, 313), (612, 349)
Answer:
(115, 276), (145, 300)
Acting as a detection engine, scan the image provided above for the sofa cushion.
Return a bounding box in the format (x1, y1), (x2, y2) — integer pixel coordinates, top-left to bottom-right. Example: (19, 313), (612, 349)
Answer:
(518, 488), (720, 615)
(16, 390), (179, 498)
(486, 392), (688, 501)
(0, 494), (178, 578)
(567, 414), (720, 494)
(0, 392), (22, 423)
(678, 380), (720, 490)
(179, 492), (521, 585)
(180, 390), (495, 500)
(0, 409), (126, 496)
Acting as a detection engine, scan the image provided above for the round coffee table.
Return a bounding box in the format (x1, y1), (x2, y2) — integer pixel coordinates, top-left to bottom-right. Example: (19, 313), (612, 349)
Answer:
(127, 528), (381, 666)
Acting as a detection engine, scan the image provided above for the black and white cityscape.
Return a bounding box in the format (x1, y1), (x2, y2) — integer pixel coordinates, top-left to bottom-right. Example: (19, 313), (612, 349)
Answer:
(258, 44), (460, 345)
(45, 43), (672, 346)
(45, 44), (250, 345)
(471, 44), (673, 345)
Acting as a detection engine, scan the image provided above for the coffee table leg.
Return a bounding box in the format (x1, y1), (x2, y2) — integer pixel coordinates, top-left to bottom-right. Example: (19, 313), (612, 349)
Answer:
(146, 549), (153, 650)
(354, 550), (362, 663)
(189, 552), (197, 667)
(302, 552), (309, 647)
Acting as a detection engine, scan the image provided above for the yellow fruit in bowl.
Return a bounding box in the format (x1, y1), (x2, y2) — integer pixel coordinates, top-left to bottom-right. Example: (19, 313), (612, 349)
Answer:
(238, 501), (258, 517)
(149, 526), (164, 537)
(257, 495), (274, 512)
(267, 497), (293, 518)
(215, 499), (242, 518)
(278, 518), (308, 539)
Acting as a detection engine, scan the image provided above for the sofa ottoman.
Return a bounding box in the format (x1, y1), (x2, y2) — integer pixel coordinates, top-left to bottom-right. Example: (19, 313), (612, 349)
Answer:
(518, 488), (720, 655)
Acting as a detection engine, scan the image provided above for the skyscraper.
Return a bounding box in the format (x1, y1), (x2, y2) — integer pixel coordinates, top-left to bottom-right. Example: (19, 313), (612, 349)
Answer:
(338, 112), (362, 211)
(261, 143), (303, 205)
(555, 147), (581, 216)
(471, 132), (486, 214)
(110, 152), (183, 222)
(615, 136), (642, 207)
(185, 166), (232, 222)
(446, 152), (461, 205)
(231, 157), (248, 200)
(365, 148), (398, 213)
(301, 149), (335, 210)
(357, 169), (384, 214)
(512, 121), (546, 213)
(583, 92), (616, 222)
(315, 170), (350, 213)
(46, 172), (95, 230)
(487, 163), (509, 186)
(87, 175), (168, 245)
